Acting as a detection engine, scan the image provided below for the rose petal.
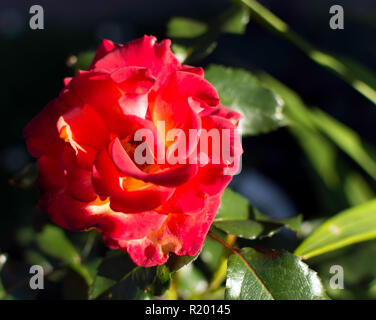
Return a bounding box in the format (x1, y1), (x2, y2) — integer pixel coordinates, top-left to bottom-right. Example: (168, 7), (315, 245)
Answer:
(93, 149), (175, 212)
(111, 137), (198, 187)
(92, 35), (181, 89)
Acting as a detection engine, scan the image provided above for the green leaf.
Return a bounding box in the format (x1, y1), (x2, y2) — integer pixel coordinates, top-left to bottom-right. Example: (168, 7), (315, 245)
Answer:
(75, 51), (95, 72)
(171, 44), (190, 64)
(295, 199), (376, 259)
(258, 73), (341, 189)
(252, 210), (303, 233)
(166, 252), (200, 273)
(36, 225), (80, 264)
(167, 17), (207, 39)
(0, 254), (7, 299)
(218, 4), (249, 34)
(63, 265), (91, 300)
(89, 251), (137, 299)
(310, 108), (376, 181)
(214, 189), (301, 239)
(214, 220), (282, 240)
(237, 0), (376, 105)
(205, 65), (286, 136)
(344, 171), (375, 206)
(216, 188), (249, 220)
(0, 257), (37, 299)
(200, 237), (226, 273)
(259, 72), (376, 210)
(90, 251), (170, 300)
(174, 263), (208, 299)
(225, 248), (327, 300)
(167, 4), (249, 65)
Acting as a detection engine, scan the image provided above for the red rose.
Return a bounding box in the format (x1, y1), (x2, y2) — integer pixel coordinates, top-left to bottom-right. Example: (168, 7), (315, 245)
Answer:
(24, 35), (242, 267)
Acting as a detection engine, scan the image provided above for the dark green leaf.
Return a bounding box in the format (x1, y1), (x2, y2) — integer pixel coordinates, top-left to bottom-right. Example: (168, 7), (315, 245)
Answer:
(214, 189), (302, 239)
(205, 65), (286, 136)
(258, 73), (341, 189)
(0, 254), (7, 299)
(310, 108), (376, 181)
(75, 51), (95, 72)
(63, 265), (90, 300)
(90, 251), (170, 300)
(220, 5), (249, 34)
(237, 0), (376, 104)
(0, 257), (37, 300)
(214, 220), (282, 240)
(89, 251), (137, 299)
(225, 247), (327, 300)
(252, 210), (303, 233)
(167, 4), (249, 64)
(166, 252), (200, 273)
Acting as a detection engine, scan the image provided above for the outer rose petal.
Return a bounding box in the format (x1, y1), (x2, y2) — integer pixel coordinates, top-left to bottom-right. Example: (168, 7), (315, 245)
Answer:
(68, 71), (122, 109)
(89, 39), (117, 68)
(114, 195), (221, 267)
(200, 104), (242, 126)
(40, 190), (167, 241)
(91, 35), (181, 89)
(37, 154), (66, 191)
(23, 98), (67, 158)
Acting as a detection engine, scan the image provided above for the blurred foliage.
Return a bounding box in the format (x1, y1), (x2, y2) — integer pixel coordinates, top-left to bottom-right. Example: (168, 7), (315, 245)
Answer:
(205, 65), (287, 135)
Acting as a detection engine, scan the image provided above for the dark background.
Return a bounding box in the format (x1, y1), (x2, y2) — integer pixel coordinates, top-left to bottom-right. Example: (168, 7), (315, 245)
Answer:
(1, 0), (376, 251)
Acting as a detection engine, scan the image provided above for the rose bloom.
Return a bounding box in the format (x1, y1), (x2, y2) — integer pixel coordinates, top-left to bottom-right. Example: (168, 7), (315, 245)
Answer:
(24, 35), (242, 267)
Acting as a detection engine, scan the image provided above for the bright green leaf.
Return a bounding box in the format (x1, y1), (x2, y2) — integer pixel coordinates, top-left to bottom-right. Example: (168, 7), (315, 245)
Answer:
(216, 188), (249, 221)
(225, 248), (327, 300)
(295, 199), (376, 259)
(36, 225), (80, 264)
(167, 17), (207, 38)
(205, 65), (286, 136)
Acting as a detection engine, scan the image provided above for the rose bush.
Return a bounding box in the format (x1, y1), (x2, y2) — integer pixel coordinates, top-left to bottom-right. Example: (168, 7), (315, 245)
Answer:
(24, 35), (242, 267)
